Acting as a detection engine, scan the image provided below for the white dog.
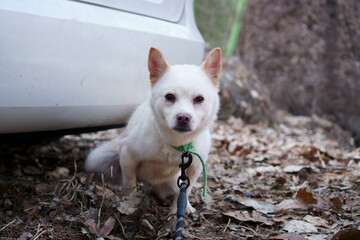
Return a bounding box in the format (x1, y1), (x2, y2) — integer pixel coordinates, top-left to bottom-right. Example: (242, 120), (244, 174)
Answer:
(85, 47), (222, 214)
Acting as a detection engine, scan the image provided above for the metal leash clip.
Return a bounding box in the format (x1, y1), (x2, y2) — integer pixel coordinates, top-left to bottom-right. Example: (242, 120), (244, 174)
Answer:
(177, 151), (193, 188)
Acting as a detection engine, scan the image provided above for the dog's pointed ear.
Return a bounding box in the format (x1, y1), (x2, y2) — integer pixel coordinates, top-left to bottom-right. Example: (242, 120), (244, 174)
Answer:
(148, 47), (169, 86)
(201, 48), (222, 86)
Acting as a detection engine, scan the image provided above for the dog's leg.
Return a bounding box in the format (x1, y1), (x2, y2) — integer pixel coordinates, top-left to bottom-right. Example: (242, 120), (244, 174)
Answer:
(183, 159), (203, 214)
(151, 180), (177, 202)
(119, 146), (137, 192)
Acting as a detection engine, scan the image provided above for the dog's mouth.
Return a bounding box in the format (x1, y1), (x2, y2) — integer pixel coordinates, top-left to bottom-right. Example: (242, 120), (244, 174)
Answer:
(173, 125), (192, 133)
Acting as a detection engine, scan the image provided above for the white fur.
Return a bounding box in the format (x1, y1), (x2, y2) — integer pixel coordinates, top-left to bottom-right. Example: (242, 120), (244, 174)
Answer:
(85, 48), (221, 214)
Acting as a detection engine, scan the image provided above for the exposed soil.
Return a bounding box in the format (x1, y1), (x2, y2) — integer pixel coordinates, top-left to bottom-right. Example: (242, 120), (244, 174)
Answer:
(238, 0), (360, 144)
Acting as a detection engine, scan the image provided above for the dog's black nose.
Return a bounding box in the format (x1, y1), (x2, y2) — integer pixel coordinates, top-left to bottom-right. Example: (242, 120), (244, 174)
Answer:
(175, 113), (192, 132)
(176, 113), (191, 125)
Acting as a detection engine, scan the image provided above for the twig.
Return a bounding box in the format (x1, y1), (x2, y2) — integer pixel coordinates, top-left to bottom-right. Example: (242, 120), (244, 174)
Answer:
(54, 159), (80, 200)
(199, 213), (214, 226)
(215, 223), (259, 236)
(70, 159), (78, 182)
(97, 173), (106, 230)
(54, 179), (68, 196)
(317, 150), (326, 168)
(222, 217), (231, 232)
(32, 229), (47, 240)
(0, 218), (17, 232)
(69, 182), (80, 201)
(238, 225), (258, 235)
(114, 213), (128, 239)
(31, 224), (47, 240)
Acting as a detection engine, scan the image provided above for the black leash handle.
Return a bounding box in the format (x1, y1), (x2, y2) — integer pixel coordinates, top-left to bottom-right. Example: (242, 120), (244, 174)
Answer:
(174, 152), (192, 240)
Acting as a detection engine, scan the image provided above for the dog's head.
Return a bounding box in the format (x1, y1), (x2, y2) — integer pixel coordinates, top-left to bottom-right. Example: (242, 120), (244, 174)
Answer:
(148, 47), (222, 135)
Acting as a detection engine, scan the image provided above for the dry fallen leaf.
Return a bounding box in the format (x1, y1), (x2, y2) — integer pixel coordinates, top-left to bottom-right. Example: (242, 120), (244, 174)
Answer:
(283, 165), (308, 173)
(223, 210), (273, 225)
(99, 216), (116, 236)
(34, 183), (49, 194)
(84, 219), (99, 236)
(116, 191), (142, 215)
(306, 234), (328, 240)
(18, 232), (33, 240)
(268, 232), (308, 240)
(283, 220), (318, 233)
(106, 236), (125, 240)
(236, 196), (275, 214)
(330, 197), (343, 212)
(330, 228), (360, 240)
(45, 167), (70, 179)
(84, 217), (115, 238)
(301, 146), (320, 162)
(295, 188), (317, 205)
(255, 165), (281, 173)
(95, 185), (115, 198)
(274, 199), (308, 213)
(275, 176), (287, 185)
(303, 215), (330, 228)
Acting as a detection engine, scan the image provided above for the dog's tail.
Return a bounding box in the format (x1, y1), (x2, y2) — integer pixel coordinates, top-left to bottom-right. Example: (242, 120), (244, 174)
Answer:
(85, 137), (122, 177)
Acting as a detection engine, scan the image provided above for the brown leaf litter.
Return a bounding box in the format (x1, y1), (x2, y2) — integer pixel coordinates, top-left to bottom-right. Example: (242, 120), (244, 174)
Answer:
(0, 115), (359, 239)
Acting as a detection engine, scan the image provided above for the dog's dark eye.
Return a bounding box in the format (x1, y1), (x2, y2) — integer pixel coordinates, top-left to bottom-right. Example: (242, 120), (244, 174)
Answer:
(165, 93), (176, 102)
(194, 96), (204, 104)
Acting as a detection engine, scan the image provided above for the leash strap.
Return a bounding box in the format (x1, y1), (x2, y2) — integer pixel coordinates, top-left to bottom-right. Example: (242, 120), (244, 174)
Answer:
(174, 182), (188, 240)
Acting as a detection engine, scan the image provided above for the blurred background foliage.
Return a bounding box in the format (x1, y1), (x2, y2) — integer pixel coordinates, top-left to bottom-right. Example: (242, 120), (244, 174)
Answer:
(194, 0), (246, 56)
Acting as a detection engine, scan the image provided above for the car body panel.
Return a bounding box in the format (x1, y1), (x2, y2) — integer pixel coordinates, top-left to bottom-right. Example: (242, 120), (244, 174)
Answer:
(0, 0), (204, 133)
(78, 0), (186, 23)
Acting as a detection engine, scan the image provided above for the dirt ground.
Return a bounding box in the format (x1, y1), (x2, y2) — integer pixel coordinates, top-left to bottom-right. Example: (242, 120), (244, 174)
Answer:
(238, 0), (360, 144)
(0, 114), (359, 240)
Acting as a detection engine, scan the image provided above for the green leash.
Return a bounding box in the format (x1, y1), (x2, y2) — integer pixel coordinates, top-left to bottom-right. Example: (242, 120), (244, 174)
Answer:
(173, 142), (207, 197)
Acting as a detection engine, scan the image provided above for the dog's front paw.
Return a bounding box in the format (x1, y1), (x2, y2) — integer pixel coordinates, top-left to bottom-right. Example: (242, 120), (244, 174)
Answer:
(169, 204), (177, 216)
(169, 201), (196, 216)
(186, 204), (196, 214)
